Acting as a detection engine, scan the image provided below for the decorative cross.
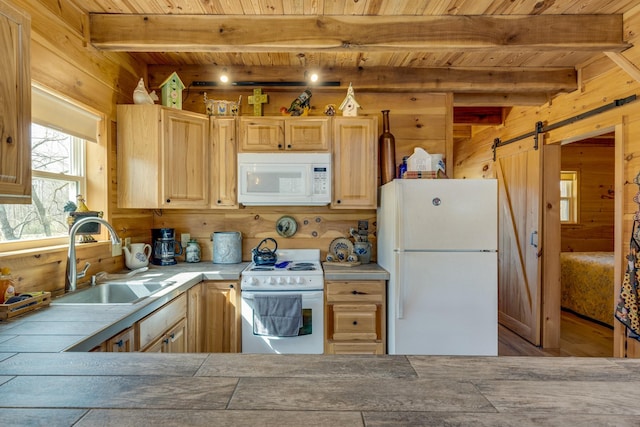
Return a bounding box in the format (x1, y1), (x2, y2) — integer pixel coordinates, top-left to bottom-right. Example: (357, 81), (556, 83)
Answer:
(248, 88), (268, 116)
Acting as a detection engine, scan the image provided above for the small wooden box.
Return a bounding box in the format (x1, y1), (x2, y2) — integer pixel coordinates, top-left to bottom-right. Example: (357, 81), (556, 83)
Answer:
(0, 292), (51, 320)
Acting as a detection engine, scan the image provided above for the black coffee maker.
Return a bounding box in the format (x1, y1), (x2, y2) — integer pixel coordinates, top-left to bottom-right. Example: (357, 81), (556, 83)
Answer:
(151, 228), (183, 266)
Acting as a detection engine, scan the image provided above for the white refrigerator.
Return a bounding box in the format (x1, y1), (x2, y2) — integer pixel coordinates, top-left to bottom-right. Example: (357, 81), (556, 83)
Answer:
(377, 179), (498, 356)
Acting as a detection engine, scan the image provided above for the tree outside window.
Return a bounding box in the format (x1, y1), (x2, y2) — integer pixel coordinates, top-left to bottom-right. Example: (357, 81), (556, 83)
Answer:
(0, 124), (85, 242)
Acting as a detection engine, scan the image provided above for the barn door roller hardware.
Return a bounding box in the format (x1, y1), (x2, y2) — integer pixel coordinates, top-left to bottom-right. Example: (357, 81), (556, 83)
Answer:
(491, 94), (637, 161)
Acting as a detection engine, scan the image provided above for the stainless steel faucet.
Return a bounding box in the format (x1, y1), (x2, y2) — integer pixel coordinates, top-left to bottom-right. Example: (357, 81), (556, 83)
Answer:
(66, 216), (121, 292)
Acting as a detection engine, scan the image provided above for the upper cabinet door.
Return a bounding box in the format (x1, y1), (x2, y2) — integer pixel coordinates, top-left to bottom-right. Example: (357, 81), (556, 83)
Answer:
(331, 117), (378, 209)
(284, 117), (330, 151)
(0, 1), (31, 204)
(210, 117), (238, 208)
(161, 108), (209, 208)
(239, 117), (284, 151)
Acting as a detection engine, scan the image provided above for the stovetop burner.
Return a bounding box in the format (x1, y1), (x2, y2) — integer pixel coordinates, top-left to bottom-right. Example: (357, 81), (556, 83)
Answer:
(288, 264), (317, 271)
(250, 266), (275, 271)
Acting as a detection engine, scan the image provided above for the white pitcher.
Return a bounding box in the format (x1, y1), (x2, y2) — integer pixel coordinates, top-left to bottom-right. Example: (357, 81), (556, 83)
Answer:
(123, 243), (152, 270)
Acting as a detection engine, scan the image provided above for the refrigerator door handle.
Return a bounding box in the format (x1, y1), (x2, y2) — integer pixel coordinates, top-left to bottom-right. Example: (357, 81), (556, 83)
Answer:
(395, 251), (404, 319)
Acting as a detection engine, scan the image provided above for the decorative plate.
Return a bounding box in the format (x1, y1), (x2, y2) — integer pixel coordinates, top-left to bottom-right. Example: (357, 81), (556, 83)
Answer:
(329, 237), (354, 262)
(276, 216), (298, 238)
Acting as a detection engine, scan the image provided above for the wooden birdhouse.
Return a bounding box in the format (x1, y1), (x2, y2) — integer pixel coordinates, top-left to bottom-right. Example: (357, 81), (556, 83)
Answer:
(160, 72), (185, 109)
(339, 82), (360, 117)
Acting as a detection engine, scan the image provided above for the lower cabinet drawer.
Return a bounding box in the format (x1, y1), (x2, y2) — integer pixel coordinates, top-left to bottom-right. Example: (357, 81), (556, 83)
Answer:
(328, 342), (384, 355)
(138, 293), (187, 349)
(331, 304), (377, 340)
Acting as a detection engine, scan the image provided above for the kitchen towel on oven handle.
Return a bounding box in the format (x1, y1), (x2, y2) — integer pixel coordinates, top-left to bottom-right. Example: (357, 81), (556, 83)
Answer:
(251, 294), (303, 337)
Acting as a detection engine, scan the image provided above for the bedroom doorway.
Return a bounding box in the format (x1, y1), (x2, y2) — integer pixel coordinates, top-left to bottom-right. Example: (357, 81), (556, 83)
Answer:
(555, 131), (615, 356)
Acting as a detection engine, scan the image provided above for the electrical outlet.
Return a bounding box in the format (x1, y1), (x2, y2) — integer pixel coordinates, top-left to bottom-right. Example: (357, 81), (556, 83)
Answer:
(112, 241), (122, 257)
(181, 233), (191, 247)
(124, 237), (131, 248)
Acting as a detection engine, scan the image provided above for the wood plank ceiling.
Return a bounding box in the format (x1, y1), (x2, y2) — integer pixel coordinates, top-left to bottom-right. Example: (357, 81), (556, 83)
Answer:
(72, 0), (640, 109)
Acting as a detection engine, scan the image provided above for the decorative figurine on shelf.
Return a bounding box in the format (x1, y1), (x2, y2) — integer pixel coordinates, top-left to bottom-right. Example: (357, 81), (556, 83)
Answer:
(159, 72), (185, 109)
(248, 88), (269, 116)
(65, 195), (103, 243)
(339, 82), (360, 117)
(133, 78), (159, 105)
(204, 93), (242, 116)
(323, 104), (336, 116)
(287, 89), (312, 116)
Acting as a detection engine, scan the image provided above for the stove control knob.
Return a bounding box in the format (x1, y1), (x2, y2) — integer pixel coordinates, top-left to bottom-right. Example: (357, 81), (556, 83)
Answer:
(247, 277), (259, 286)
(286, 277), (294, 284)
(295, 277), (305, 284)
(277, 277), (285, 284)
(266, 277), (275, 285)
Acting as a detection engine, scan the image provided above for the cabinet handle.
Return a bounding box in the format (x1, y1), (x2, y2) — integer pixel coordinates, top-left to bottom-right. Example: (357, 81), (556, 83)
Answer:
(5, 136), (12, 144)
(116, 339), (124, 347)
(163, 338), (170, 344)
(351, 290), (364, 295)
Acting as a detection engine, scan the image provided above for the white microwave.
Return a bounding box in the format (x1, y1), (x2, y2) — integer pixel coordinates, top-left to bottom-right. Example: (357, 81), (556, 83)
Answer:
(237, 152), (332, 206)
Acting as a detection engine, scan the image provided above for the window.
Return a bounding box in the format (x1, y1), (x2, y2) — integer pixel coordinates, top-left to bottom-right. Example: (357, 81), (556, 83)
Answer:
(560, 171), (579, 224)
(0, 87), (99, 244)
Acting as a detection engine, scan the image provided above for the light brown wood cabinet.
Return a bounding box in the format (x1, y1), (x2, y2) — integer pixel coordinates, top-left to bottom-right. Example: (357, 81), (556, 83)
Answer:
(187, 281), (241, 353)
(239, 116), (330, 152)
(325, 280), (386, 354)
(137, 293), (188, 352)
(142, 318), (187, 353)
(210, 117), (238, 208)
(0, 0), (31, 204)
(331, 117), (378, 209)
(117, 104), (209, 209)
(105, 327), (136, 352)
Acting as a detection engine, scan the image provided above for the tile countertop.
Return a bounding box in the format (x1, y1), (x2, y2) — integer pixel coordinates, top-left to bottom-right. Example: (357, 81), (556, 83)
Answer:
(322, 262), (390, 281)
(0, 262), (389, 354)
(0, 262), (249, 353)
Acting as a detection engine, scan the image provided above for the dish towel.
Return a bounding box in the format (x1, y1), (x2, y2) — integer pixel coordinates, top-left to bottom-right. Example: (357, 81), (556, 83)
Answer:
(252, 294), (303, 337)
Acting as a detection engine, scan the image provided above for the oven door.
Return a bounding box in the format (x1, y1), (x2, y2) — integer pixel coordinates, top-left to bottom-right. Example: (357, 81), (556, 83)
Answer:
(241, 290), (324, 354)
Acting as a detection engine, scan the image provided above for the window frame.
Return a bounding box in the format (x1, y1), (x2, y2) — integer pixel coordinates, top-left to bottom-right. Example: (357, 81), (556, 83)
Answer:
(560, 170), (579, 224)
(0, 85), (108, 252)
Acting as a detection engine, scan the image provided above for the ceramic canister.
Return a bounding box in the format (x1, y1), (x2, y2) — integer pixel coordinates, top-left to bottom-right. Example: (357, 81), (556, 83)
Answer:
(212, 231), (242, 264)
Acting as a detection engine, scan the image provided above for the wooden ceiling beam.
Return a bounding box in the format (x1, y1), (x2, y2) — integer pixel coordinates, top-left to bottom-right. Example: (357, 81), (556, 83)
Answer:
(147, 65), (577, 93)
(90, 14), (629, 53)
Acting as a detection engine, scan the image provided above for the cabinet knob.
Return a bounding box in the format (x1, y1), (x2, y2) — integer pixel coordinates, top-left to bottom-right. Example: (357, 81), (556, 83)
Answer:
(166, 199), (171, 203)
(5, 136), (12, 144)
(229, 284), (234, 289)
(217, 199), (222, 204)
(336, 200), (341, 204)
(352, 321), (358, 325)
(278, 144), (283, 148)
(116, 339), (124, 347)
(163, 338), (170, 344)
(287, 144), (292, 149)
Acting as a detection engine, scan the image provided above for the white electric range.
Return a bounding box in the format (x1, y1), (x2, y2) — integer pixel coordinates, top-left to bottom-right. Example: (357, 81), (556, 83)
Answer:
(240, 249), (324, 354)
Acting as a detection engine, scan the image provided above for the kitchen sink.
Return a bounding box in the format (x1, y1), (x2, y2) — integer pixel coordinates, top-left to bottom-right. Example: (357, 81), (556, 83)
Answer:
(51, 281), (176, 305)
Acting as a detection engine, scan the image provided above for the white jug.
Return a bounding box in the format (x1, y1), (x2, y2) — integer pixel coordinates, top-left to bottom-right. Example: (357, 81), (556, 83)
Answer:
(123, 243), (152, 270)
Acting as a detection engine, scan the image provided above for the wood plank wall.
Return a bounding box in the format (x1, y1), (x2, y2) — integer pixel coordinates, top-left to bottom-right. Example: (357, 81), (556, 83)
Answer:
(561, 138), (615, 252)
(1, 0), (449, 297)
(146, 90), (449, 263)
(453, 6), (640, 357)
(1, 0), (149, 296)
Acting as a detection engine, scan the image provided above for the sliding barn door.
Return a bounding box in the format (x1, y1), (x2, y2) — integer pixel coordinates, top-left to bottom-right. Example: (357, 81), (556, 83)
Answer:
(496, 143), (543, 346)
